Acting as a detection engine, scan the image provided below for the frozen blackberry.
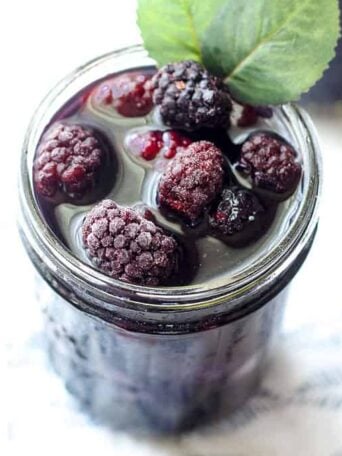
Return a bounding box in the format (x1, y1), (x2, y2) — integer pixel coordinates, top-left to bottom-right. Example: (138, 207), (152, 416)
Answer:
(34, 123), (106, 199)
(210, 187), (274, 246)
(158, 141), (224, 223)
(153, 60), (232, 130)
(239, 132), (302, 196)
(82, 200), (180, 286)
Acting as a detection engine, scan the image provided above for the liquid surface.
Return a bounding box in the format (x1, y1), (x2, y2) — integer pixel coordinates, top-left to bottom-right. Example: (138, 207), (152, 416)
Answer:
(34, 68), (303, 288)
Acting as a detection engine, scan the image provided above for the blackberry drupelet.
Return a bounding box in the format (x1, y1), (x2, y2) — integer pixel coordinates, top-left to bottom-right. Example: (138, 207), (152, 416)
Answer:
(152, 60), (232, 130)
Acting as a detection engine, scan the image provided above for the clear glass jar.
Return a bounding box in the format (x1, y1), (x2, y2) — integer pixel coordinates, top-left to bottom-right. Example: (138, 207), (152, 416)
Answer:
(18, 45), (321, 434)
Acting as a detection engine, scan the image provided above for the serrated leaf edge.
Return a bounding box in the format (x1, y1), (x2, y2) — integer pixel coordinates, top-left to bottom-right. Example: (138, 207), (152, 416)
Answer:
(224, 0), (313, 85)
(224, 0), (341, 104)
(298, 6), (341, 99)
(136, 0), (203, 66)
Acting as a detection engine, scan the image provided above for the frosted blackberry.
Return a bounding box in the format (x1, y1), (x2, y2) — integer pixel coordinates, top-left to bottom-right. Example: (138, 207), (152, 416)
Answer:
(152, 60), (232, 130)
(34, 123), (105, 199)
(239, 132), (302, 196)
(82, 200), (180, 286)
(158, 141), (224, 223)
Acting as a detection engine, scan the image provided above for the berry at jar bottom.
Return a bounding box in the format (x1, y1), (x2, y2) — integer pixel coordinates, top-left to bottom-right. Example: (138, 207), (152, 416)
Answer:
(162, 130), (192, 158)
(158, 141), (224, 223)
(127, 131), (164, 161)
(153, 60), (232, 130)
(238, 132), (302, 196)
(82, 199), (180, 286)
(230, 102), (273, 128)
(34, 123), (104, 199)
(126, 130), (192, 161)
(98, 72), (154, 117)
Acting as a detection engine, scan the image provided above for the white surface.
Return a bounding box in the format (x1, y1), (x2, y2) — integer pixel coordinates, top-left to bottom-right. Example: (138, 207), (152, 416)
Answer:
(1, 1), (342, 454)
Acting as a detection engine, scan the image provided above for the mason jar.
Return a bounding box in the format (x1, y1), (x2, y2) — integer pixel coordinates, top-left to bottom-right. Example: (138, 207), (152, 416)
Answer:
(18, 45), (321, 434)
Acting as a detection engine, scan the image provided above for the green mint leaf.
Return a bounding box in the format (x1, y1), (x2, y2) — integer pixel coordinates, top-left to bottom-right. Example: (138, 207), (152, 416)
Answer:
(137, 0), (226, 66)
(202, 0), (340, 105)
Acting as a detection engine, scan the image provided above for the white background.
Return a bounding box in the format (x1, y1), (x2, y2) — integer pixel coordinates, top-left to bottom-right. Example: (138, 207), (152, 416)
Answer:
(1, 1), (342, 455)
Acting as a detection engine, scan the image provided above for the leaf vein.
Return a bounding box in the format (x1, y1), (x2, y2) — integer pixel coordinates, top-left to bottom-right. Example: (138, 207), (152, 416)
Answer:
(180, 0), (201, 57)
(225, 0), (312, 83)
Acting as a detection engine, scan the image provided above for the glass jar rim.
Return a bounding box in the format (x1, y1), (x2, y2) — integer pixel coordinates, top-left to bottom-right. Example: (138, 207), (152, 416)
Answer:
(19, 44), (322, 312)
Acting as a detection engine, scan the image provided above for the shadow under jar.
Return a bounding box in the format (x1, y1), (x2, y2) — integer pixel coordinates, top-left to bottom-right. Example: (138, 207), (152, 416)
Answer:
(19, 45), (321, 434)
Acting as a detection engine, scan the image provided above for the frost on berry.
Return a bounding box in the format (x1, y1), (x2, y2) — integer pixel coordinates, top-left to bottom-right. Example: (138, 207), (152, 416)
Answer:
(82, 200), (180, 286)
(239, 132), (302, 196)
(33, 123), (106, 200)
(158, 141), (224, 223)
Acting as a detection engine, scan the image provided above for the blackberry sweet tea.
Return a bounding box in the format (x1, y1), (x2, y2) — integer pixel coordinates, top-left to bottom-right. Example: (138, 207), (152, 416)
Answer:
(33, 71), (301, 289)
(19, 46), (321, 433)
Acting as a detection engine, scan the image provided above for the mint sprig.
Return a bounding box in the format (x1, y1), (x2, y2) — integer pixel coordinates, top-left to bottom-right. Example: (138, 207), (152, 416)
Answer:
(137, 0), (340, 105)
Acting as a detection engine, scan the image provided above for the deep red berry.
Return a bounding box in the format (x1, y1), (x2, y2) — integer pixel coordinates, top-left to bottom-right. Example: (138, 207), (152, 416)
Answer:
(126, 130), (192, 162)
(158, 141), (224, 223)
(127, 131), (163, 161)
(162, 131), (192, 158)
(239, 133), (302, 195)
(237, 105), (259, 127)
(209, 187), (270, 245)
(82, 200), (179, 286)
(34, 123), (104, 198)
(96, 72), (154, 117)
(153, 60), (232, 130)
(231, 102), (273, 128)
